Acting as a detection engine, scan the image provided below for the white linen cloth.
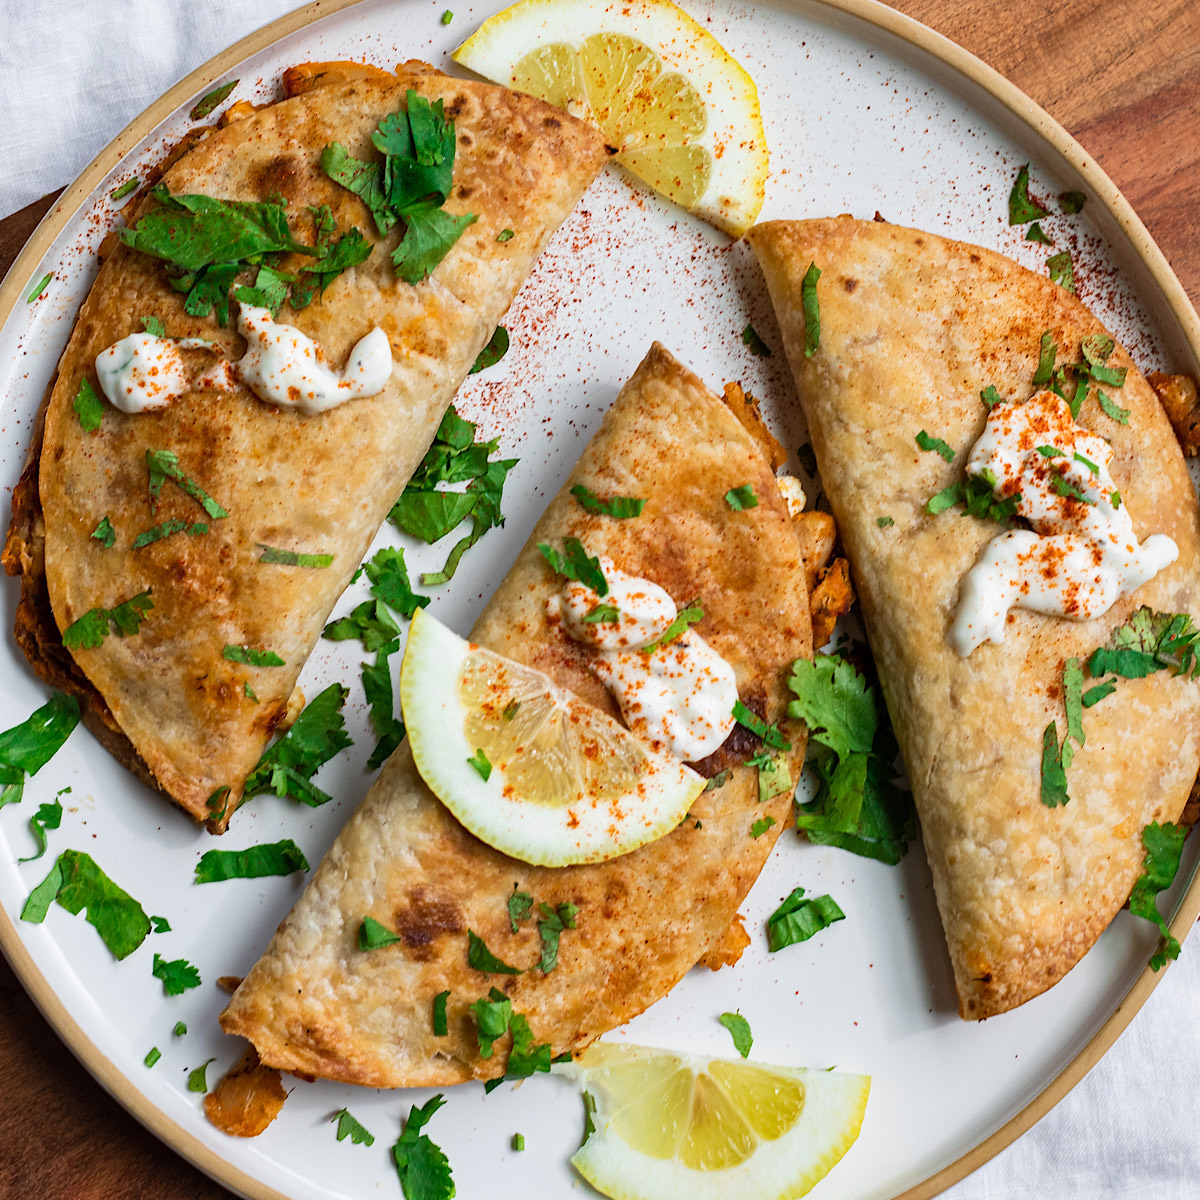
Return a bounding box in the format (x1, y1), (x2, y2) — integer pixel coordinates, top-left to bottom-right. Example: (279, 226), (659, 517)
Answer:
(1, 3), (1197, 1198)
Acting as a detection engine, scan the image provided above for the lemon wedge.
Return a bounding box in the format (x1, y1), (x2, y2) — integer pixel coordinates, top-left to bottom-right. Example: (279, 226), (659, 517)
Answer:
(452, 0), (768, 236)
(400, 608), (705, 866)
(557, 1042), (870, 1200)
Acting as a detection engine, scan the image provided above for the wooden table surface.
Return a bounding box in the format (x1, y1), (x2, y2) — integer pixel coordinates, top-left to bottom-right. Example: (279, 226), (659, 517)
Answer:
(1, 1), (1198, 1197)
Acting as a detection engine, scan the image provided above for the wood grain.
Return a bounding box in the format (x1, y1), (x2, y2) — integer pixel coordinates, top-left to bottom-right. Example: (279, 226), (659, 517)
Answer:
(1, 3), (1198, 1197)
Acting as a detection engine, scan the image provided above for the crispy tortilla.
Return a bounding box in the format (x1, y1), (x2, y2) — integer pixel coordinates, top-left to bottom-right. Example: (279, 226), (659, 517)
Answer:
(3, 64), (610, 830)
(749, 216), (1200, 1018)
(219, 343), (812, 1087)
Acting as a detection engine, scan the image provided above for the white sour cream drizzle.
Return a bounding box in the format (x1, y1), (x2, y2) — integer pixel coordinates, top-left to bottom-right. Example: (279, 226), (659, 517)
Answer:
(549, 557), (738, 761)
(949, 389), (1179, 655)
(93, 303), (392, 416)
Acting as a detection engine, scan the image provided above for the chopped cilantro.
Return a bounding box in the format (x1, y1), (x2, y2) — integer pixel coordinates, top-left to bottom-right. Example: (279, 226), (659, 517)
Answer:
(363, 640), (404, 770)
(469, 325), (509, 375)
(757, 754), (791, 804)
(433, 990), (450, 1036)
(766, 887), (845, 950)
(876, 515), (894, 528)
(503, 700), (520, 721)
(188, 1058), (216, 1093)
(358, 915), (403, 950)
(1063, 657), (1085, 746)
(151, 953), (201, 996)
(243, 683), (352, 808)
(21, 849), (151, 959)
(62, 589), (154, 650)
(583, 603), (620, 624)
(222, 644), (284, 667)
(1097, 390), (1131, 424)
(1040, 720), (1070, 807)
(1034, 331), (1058, 384)
(507, 890), (534, 931)
(467, 748), (492, 781)
(146, 449), (228, 519)
(471, 988), (513, 1058)
(392, 1094), (454, 1200)
(1059, 191), (1087, 214)
(194, 839), (309, 883)
(925, 472), (1021, 527)
(801, 262), (821, 357)
(141, 316), (166, 337)
(718, 1012), (753, 1057)
(731, 699), (791, 751)
(485, 1011), (560, 1093)
(980, 385), (1005, 409)
(750, 816), (777, 838)
(1037, 445), (1065, 458)
(703, 770), (730, 791)
(19, 793), (65, 863)
(1081, 682), (1115, 707)
(151, 915), (171, 933)
(641, 603), (704, 654)
(915, 430), (955, 462)
(73, 379), (103, 432)
(570, 484), (646, 519)
(1047, 250), (1075, 293)
(131, 518), (209, 549)
(365, 546), (430, 620)
(173, 1021), (187, 1037)
(334, 1109), (376, 1146)
(467, 928), (521, 974)
(90, 516), (116, 547)
(27, 273), (52, 303)
(0, 693), (81, 809)
(538, 537), (608, 596)
(1089, 608), (1200, 679)
(190, 79), (238, 119)
(1025, 222), (1052, 245)
(1049, 470), (1095, 505)
(741, 324), (771, 357)
(725, 484), (759, 511)
(257, 543), (334, 568)
(789, 653), (915, 864)
(324, 599), (402, 652)
(536, 901), (578, 974)
(496, 228), (514, 242)
(1008, 163), (1050, 224)
(144, 1047), (161, 1068)
(111, 178), (140, 201)
(1128, 821), (1186, 970)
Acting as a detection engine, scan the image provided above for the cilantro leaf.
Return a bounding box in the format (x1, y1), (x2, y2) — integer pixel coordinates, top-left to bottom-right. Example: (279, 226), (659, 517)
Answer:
(363, 640), (405, 770)
(1059, 191), (1086, 214)
(487, 1012), (556, 1092)
(980, 385), (1005, 409)
(507, 890), (534, 931)
(333, 1109), (375, 1146)
(741, 324), (771, 357)
(467, 748), (492, 781)
(538, 538), (608, 596)
(876, 516), (894, 528)
(392, 1094), (454, 1200)
(641, 604), (705, 654)
(1081, 682), (1116, 707)
(324, 599), (402, 652)
(21, 849), (151, 959)
(1008, 163), (1050, 224)
(915, 430), (955, 462)
(132, 518), (208, 548)
(20, 793), (65, 862)
(141, 315), (167, 338)
(91, 516), (116, 547)
(731, 699), (791, 751)
(467, 929), (521, 974)
(1097, 390), (1131, 424)
(1047, 250), (1075, 293)
(394, 203), (477, 285)
(1088, 608), (1200, 680)
(190, 80), (238, 119)
(470, 325), (509, 375)
(471, 987), (512, 1058)
(62, 589), (154, 650)
(233, 265), (294, 317)
(321, 144), (394, 235)
(223, 644), (284, 667)
(389, 489), (479, 544)
(718, 1012), (753, 1057)
(73, 379), (103, 432)
(0, 694), (81, 800)
(583, 603), (620, 624)
(365, 547), (430, 620)
(925, 473), (1021, 527)
(786, 655), (875, 760)
(146, 449), (228, 519)
(1063, 657), (1085, 746)
(1034, 330), (1058, 384)
(433, 990), (449, 1036)
(359, 915), (403, 950)
(243, 684), (352, 807)
(1128, 821), (1186, 970)
(757, 754), (792, 804)
(151, 953), (201, 996)
(257, 543), (333, 568)
(179, 261), (239, 325)
(1040, 720), (1070, 807)
(194, 839), (309, 883)
(569, 484), (646, 519)
(536, 901), (578, 974)
(801, 262), (821, 357)
(725, 485), (759, 511)
(1025, 222), (1052, 245)
(766, 887), (845, 951)
(750, 816), (777, 838)
(188, 1059), (216, 1093)
(121, 187), (312, 273)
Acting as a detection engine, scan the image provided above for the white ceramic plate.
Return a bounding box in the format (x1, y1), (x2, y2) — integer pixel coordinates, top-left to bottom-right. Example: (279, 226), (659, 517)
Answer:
(1, 2), (1198, 1199)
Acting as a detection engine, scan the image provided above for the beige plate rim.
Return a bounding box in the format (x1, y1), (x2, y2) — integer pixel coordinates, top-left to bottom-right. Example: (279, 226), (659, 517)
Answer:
(0, 0), (1197, 1198)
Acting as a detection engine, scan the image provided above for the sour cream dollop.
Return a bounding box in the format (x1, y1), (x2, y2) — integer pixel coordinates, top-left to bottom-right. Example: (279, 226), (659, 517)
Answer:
(95, 333), (216, 413)
(549, 555), (738, 760)
(949, 390), (1178, 655)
